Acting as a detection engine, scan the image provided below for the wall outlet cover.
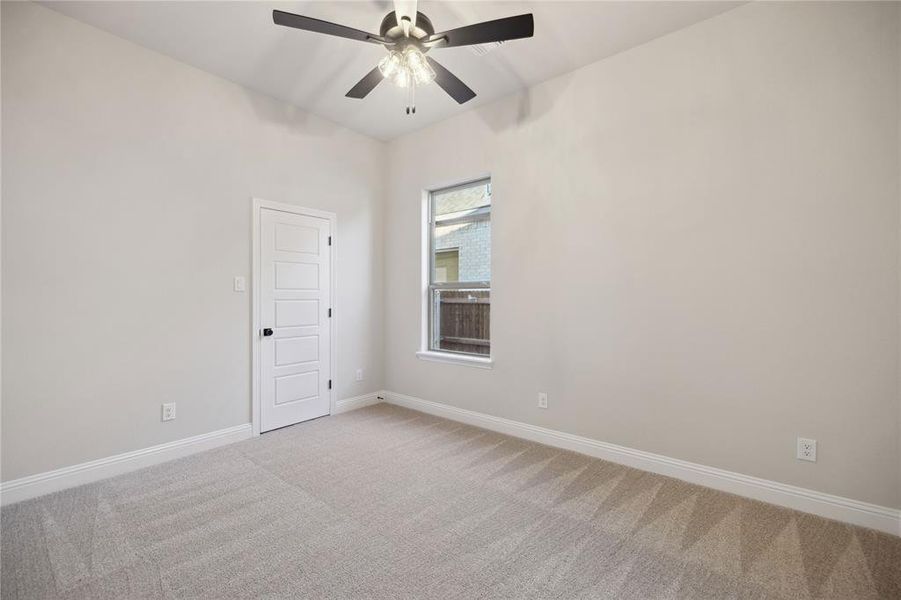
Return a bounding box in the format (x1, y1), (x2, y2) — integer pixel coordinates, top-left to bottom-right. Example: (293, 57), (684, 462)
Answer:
(233, 276), (246, 292)
(538, 392), (548, 409)
(797, 437), (817, 462)
(162, 403), (176, 422)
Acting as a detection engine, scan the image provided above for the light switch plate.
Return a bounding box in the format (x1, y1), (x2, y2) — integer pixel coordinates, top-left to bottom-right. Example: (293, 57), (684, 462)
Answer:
(234, 276), (246, 292)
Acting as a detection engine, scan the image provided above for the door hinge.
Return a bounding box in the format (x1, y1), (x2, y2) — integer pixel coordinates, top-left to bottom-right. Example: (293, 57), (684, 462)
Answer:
(328, 380), (332, 390)
(328, 308), (332, 318)
(328, 236), (332, 246)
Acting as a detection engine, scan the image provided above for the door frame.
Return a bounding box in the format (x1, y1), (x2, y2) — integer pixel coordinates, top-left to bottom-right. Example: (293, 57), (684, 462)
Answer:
(251, 197), (337, 436)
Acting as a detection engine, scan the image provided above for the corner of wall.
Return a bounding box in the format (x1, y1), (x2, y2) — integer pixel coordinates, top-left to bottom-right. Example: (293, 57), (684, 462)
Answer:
(376, 140), (390, 394)
(897, 0), (901, 515)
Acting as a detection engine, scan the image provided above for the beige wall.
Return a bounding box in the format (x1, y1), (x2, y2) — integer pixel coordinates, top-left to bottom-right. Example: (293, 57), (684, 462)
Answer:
(384, 2), (901, 509)
(1, 2), (385, 480)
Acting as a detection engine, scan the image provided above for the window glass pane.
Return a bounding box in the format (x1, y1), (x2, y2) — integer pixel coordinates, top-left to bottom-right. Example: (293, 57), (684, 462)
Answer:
(434, 249), (459, 283)
(430, 288), (490, 356)
(433, 217), (490, 282)
(433, 181), (491, 220)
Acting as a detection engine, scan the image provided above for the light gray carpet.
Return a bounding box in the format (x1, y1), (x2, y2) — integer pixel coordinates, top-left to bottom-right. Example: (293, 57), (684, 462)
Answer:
(2, 403), (899, 599)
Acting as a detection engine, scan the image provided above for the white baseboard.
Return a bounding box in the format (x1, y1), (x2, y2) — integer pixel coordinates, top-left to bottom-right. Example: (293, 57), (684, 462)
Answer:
(0, 423), (252, 506)
(333, 392), (382, 414)
(2, 393), (380, 506)
(382, 391), (900, 536)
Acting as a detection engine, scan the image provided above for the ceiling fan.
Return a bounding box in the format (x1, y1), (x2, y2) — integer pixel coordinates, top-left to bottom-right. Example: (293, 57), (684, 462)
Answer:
(273, 1), (534, 114)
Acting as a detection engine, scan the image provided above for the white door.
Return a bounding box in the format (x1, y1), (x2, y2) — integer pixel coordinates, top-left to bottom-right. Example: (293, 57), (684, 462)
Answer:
(260, 207), (331, 432)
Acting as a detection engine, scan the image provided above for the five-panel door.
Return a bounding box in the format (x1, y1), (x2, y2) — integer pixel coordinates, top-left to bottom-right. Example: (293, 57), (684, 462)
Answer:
(260, 208), (330, 432)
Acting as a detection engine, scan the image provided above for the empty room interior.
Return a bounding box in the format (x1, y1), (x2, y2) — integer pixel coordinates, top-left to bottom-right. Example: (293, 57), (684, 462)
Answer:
(2, 0), (901, 598)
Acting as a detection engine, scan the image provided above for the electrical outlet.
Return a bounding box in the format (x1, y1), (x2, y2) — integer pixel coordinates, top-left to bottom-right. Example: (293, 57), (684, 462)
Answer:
(161, 403), (176, 422)
(538, 392), (548, 409)
(355, 368), (364, 382)
(233, 276), (246, 292)
(797, 437), (816, 462)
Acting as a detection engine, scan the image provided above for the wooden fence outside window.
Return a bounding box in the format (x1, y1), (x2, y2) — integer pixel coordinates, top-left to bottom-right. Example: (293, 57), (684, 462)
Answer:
(435, 290), (490, 356)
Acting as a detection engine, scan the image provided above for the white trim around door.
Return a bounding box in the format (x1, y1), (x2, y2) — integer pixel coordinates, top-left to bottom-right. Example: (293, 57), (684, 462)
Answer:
(252, 198), (337, 436)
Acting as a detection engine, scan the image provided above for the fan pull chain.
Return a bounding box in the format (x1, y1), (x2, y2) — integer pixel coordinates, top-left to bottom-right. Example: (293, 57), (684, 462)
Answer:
(405, 80), (416, 115)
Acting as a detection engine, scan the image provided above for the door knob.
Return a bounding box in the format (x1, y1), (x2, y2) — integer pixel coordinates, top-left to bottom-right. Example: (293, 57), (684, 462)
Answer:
(262, 328), (273, 337)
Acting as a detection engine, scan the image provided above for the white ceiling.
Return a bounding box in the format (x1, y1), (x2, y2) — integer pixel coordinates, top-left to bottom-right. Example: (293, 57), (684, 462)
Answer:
(43, 1), (743, 141)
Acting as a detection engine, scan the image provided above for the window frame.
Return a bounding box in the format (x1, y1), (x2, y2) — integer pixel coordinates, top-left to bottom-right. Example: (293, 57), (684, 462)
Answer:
(418, 177), (494, 368)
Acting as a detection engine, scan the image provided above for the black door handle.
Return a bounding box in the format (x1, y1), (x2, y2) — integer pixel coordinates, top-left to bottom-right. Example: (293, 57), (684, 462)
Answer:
(262, 328), (273, 337)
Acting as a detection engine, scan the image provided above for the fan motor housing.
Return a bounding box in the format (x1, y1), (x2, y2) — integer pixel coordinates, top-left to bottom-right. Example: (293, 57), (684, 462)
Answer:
(379, 11), (434, 44)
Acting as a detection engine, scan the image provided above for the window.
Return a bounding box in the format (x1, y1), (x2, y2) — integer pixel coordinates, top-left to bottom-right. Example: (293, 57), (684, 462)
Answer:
(426, 179), (491, 359)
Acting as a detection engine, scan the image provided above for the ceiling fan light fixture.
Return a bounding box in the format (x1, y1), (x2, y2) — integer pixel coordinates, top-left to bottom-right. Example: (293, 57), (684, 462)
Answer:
(392, 65), (411, 88)
(403, 46), (435, 85)
(378, 50), (403, 79)
(413, 63), (436, 85)
(378, 46), (434, 89)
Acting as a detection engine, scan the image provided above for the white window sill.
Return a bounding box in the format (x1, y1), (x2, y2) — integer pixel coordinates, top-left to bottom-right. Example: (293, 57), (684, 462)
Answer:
(416, 350), (493, 369)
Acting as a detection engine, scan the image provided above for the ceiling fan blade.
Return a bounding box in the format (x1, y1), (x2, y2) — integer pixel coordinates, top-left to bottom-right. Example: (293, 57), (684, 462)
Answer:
(346, 67), (385, 99)
(427, 57), (476, 104)
(429, 14), (533, 48)
(273, 10), (384, 44)
(393, 0), (417, 28)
